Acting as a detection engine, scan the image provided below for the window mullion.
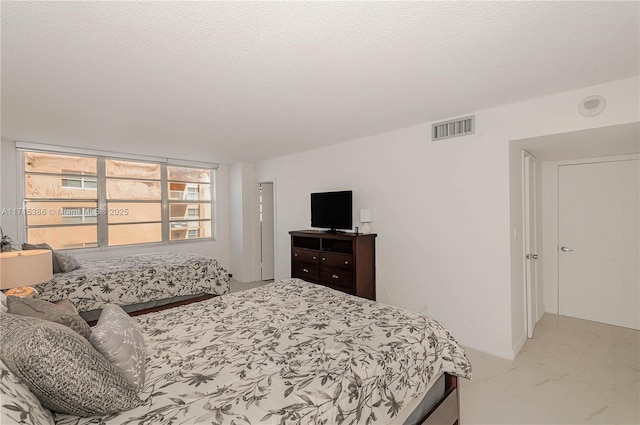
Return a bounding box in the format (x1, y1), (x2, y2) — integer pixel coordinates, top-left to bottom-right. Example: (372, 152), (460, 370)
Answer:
(17, 151), (27, 242)
(161, 164), (169, 243)
(97, 158), (108, 247)
(211, 169), (216, 240)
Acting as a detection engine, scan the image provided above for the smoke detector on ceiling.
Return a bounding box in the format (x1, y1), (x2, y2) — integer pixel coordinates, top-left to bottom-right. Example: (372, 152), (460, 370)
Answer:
(578, 95), (606, 117)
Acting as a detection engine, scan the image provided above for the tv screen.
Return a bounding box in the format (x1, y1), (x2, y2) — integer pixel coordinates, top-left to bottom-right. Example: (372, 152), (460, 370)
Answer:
(311, 191), (352, 231)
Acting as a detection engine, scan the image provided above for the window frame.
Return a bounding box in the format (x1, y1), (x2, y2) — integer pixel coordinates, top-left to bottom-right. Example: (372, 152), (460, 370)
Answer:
(18, 147), (217, 250)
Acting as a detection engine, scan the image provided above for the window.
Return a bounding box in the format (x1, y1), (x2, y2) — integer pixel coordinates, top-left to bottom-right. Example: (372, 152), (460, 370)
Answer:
(61, 207), (98, 224)
(21, 150), (215, 249)
(24, 152), (99, 248)
(105, 159), (163, 246)
(168, 166), (212, 242)
(186, 187), (199, 200)
(187, 208), (199, 218)
(61, 176), (97, 189)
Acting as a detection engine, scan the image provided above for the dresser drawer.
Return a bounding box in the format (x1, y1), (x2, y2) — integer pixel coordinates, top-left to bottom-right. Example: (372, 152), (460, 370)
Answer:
(292, 248), (320, 264)
(320, 252), (353, 270)
(320, 268), (353, 289)
(292, 262), (320, 281)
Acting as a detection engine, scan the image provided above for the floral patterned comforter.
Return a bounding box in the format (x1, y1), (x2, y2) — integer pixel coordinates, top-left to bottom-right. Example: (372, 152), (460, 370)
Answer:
(54, 279), (471, 425)
(34, 252), (229, 313)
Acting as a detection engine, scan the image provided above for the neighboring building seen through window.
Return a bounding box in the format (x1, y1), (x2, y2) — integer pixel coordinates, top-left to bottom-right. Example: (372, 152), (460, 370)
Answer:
(105, 159), (163, 246)
(22, 151), (215, 249)
(168, 166), (212, 241)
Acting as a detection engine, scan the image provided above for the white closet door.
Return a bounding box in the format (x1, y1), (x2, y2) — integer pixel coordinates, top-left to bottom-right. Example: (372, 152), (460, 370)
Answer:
(523, 152), (539, 338)
(259, 183), (275, 281)
(559, 159), (639, 330)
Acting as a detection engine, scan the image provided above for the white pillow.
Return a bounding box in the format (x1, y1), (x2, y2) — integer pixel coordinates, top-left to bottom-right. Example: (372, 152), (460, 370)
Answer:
(90, 304), (146, 390)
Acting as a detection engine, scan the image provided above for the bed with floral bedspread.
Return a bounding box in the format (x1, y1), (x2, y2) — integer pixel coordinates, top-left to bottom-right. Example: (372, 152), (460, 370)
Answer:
(51, 278), (472, 425)
(34, 252), (229, 314)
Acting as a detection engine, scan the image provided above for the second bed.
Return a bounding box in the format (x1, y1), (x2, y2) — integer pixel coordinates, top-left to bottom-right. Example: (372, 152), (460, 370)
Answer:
(34, 252), (230, 320)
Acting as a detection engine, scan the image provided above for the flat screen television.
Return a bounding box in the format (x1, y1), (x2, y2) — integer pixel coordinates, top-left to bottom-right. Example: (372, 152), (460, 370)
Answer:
(311, 190), (352, 232)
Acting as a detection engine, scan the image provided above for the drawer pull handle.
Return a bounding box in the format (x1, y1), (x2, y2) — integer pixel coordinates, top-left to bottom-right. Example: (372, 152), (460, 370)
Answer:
(303, 268), (309, 273)
(313, 256), (317, 260)
(294, 253), (298, 257)
(332, 274), (339, 279)
(344, 261), (349, 265)
(322, 257), (326, 261)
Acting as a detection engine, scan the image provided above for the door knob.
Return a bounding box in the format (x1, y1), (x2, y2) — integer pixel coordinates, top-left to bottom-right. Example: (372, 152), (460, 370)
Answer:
(560, 246), (573, 252)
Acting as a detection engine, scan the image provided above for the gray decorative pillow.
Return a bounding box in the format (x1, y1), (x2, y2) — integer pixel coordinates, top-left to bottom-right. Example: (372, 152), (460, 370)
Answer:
(7, 296), (91, 339)
(53, 298), (79, 315)
(55, 251), (81, 273)
(90, 304), (146, 390)
(22, 243), (61, 274)
(0, 313), (143, 416)
(1, 235), (23, 252)
(1, 359), (55, 425)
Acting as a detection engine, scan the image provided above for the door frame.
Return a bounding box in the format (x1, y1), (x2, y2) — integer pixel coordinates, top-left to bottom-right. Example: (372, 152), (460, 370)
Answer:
(256, 180), (276, 281)
(522, 150), (539, 338)
(540, 154), (639, 314)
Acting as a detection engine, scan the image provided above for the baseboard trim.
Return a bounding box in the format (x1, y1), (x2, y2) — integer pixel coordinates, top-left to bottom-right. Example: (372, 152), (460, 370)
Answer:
(511, 331), (528, 359)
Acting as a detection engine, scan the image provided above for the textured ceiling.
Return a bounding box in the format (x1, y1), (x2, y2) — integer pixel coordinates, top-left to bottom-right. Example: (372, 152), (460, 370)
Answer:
(2, 1), (638, 163)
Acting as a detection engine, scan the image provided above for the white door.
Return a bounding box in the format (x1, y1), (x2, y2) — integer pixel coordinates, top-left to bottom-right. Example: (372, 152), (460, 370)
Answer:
(259, 183), (275, 281)
(523, 151), (539, 338)
(558, 159), (639, 330)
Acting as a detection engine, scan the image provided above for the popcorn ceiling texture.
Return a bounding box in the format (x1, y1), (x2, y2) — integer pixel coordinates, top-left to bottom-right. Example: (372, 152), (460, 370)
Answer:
(1, 2), (638, 162)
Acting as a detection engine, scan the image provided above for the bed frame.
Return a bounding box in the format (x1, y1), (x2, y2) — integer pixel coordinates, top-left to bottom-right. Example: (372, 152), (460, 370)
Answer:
(85, 294), (214, 326)
(418, 373), (459, 425)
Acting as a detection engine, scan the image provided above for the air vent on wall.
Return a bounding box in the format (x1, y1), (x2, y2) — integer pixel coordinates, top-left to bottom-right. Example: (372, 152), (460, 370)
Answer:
(431, 115), (475, 141)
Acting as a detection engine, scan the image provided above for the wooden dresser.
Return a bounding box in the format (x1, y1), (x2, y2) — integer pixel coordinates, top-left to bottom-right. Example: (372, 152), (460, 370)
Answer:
(289, 230), (376, 300)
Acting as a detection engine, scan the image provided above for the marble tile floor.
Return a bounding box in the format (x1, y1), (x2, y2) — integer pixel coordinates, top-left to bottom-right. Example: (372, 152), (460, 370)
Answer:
(460, 313), (639, 425)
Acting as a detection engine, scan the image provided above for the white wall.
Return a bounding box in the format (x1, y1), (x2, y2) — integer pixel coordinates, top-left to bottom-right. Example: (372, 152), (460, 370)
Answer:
(0, 140), (231, 269)
(228, 162), (259, 282)
(256, 76), (640, 359)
